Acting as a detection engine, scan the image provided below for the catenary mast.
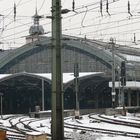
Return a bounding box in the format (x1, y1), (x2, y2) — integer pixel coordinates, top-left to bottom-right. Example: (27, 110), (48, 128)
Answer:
(51, 0), (64, 139)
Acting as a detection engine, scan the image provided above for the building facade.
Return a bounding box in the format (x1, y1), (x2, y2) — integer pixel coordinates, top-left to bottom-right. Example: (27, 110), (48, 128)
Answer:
(0, 12), (140, 114)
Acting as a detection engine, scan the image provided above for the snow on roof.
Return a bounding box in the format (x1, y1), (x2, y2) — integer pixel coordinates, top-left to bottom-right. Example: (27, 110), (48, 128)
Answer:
(0, 72), (103, 84)
(0, 74), (11, 79)
(35, 72), (103, 83)
(109, 81), (140, 89)
(119, 53), (140, 62)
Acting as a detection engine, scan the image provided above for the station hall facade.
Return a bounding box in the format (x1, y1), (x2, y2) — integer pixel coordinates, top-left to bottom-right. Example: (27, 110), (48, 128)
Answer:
(0, 12), (140, 114)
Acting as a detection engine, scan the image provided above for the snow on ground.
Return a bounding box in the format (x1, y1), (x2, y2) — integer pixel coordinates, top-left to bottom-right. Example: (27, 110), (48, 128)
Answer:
(101, 113), (140, 123)
(65, 115), (140, 140)
(0, 113), (140, 139)
(67, 132), (139, 140)
(65, 114), (140, 133)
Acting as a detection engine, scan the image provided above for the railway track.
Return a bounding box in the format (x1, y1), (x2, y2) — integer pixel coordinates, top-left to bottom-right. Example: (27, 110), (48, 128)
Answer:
(1, 114), (140, 139)
(7, 133), (25, 140)
(89, 114), (140, 128)
(0, 115), (26, 139)
(0, 115), (47, 139)
(9, 115), (52, 139)
(64, 115), (140, 138)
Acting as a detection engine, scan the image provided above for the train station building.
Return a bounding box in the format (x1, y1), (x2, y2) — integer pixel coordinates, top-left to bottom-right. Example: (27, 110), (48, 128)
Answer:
(0, 12), (140, 114)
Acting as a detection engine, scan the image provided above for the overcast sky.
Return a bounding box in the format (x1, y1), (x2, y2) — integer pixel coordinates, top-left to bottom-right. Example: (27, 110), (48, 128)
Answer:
(0, 0), (140, 49)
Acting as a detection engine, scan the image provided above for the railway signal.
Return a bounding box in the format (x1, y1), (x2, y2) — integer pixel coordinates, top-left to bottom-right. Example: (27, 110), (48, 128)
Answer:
(120, 61), (126, 86)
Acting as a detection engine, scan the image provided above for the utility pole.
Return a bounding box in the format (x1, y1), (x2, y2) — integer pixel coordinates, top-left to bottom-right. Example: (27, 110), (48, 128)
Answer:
(51, 0), (64, 139)
(110, 37), (116, 108)
(120, 61), (126, 107)
(0, 92), (3, 119)
(42, 79), (44, 111)
(74, 63), (80, 119)
(117, 66), (121, 107)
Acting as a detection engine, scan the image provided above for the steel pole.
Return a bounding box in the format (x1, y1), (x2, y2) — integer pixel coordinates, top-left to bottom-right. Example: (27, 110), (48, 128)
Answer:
(121, 79), (125, 106)
(42, 79), (44, 111)
(51, 0), (64, 139)
(0, 94), (3, 119)
(74, 63), (80, 118)
(0, 93), (3, 119)
(118, 70), (121, 107)
(110, 38), (116, 108)
(75, 77), (79, 114)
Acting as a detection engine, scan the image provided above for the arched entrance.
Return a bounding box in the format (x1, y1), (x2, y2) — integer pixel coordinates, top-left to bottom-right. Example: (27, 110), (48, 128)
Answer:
(64, 76), (112, 109)
(0, 73), (51, 114)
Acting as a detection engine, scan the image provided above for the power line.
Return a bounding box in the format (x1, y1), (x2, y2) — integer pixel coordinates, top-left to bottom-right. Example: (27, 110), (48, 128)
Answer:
(1, 0), (140, 48)
(0, 21), (51, 41)
(38, 0), (46, 13)
(62, 15), (140, 34)
(0, 0), (34, 13)
(0, 0), (34, 24)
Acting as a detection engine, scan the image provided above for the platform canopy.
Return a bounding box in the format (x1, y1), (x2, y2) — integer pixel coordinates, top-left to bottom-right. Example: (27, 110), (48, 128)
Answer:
(109, 81), (140, 89)
(0, 72), (104, 84)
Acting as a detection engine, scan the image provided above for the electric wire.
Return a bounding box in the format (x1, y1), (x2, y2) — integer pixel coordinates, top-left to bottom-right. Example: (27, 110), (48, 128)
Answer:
(0, 21), (51, 41)
(62, 16), (140, 41)
(0, 0), (34, 25)
(38, 0), (46, 13)
(0, 0), (108, 39)
(1, 0), (140, 48)
(72, 19), (140, 37)
(63, 15), (140, 32)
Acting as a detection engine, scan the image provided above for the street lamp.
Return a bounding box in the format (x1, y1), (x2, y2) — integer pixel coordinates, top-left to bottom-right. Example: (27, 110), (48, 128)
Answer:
(0, 92), (3, 119)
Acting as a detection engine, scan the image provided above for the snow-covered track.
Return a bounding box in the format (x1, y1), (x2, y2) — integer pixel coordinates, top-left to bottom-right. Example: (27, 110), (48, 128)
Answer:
(89, 114), (140, 128)
(6, 133), (25, 140)
(9, 116), (30, 134)
(64, 116), (140, 138)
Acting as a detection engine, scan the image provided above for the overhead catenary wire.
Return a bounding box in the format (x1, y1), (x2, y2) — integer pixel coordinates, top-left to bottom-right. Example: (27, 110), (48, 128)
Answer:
(131, 0), (140, 13)
(1, 0), (140, 48)
(0, 20), (51, 41)
(0, 0), (34, 25)
(2, 0), (22, 20)
(38, 0), (46, 13)
(0, 0), (34, 14)
(0, 0), (106, 34)
(62, 15), (140, 33)
(1, 0), (119, 25)
(0, 3), (130, 35)
(0, 0), (107, 38)
(3, 3), (137, 37)
(61, 0), (122, 34)
(61, 0), (140, 41)
(72, 19), (140, 37)
(0, 12), (48, 34)
(90, 29), (140, 37)
(81, 6), (88, 27)
(62, 0), (120, 21)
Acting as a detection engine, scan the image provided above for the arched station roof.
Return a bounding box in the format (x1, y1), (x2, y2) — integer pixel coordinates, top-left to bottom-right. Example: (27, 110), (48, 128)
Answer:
(0, 35), (139, 73)
(0, 35), (123, 71)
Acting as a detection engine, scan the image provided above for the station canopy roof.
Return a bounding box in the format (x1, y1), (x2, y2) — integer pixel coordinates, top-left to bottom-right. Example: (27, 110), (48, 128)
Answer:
(109, 81), (140, 89)
(0, 72), (104, 84)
